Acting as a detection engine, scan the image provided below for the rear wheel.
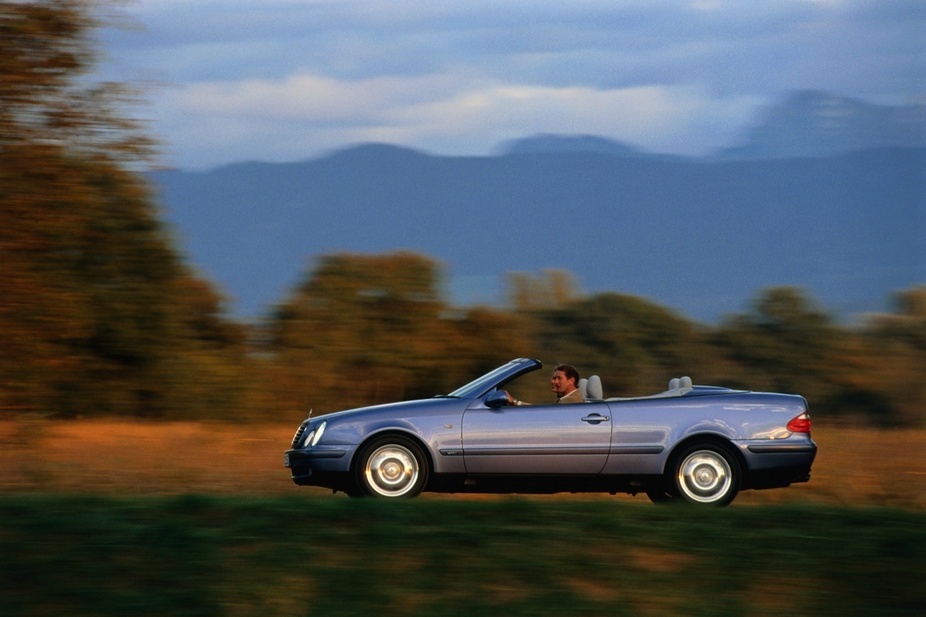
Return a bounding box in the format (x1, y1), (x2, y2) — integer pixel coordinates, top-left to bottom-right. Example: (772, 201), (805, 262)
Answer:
(355, 436), (428, 498)
(669, 443), (740, 506)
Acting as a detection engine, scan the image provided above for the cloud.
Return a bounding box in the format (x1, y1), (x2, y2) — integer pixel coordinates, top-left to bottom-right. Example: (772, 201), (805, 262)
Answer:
(157, 71), (759, 167)
(103, 0), (925, 168)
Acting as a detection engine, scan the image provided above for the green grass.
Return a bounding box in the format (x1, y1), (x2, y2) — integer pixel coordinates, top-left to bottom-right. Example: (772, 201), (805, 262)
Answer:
(1, 495), (923, 617)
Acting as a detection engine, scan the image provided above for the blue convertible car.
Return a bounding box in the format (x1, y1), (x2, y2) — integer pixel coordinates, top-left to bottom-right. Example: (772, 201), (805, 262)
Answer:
(284, 358), (816, 505)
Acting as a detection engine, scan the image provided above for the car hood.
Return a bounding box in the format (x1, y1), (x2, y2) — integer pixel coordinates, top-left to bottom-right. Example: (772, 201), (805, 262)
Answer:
(319, 396), (467, 423)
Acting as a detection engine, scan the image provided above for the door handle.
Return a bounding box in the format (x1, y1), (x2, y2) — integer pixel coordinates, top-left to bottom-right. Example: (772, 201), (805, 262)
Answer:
(581, 414), (610, 424)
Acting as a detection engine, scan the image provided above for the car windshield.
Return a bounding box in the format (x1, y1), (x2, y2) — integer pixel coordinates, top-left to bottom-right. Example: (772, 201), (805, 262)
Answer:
(446, 362), (527, 399)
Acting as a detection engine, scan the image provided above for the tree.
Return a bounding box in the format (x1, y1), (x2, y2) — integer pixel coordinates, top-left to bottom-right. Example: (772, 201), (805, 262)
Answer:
(856, 286), (926, 425)
(0, 1), (152, 161)
(525, 291), (705, 396)
(265, 252), (532, 415)
(709, 286), (910, 423)
(0, 1), (250, 418)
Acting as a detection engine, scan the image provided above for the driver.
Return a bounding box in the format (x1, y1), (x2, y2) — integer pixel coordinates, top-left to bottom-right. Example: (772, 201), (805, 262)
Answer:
(507, 364), (584, 405)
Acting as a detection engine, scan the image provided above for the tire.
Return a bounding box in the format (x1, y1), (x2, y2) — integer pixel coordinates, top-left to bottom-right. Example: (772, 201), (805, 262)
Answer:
(355, 436), (428, 498)
(669, 443), (740, 506)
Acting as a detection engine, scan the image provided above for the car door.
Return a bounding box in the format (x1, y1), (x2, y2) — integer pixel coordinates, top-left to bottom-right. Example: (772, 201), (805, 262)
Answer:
(461, 401), (612, 474)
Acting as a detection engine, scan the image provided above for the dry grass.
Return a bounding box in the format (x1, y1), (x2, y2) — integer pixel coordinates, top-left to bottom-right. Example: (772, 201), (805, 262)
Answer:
(0, 419), (301, 497)
(1, 418), (923, 509)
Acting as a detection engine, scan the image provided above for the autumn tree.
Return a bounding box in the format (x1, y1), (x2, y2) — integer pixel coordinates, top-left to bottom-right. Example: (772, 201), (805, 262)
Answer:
(265, 252), (532, 415)
(855, 286), (926, 425)
(0, 1), (250, 419)
(523, 291), (707, 396)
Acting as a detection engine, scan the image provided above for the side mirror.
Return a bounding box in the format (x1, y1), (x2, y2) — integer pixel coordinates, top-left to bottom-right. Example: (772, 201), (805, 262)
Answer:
(484, 391), (510, 409)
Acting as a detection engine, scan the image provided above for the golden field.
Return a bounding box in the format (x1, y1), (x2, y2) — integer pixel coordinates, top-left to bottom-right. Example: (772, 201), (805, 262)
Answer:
(1, 418), (924, 509)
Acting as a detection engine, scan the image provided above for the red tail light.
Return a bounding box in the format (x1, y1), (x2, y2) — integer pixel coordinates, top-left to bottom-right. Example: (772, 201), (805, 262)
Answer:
(787, 412), (812, 433)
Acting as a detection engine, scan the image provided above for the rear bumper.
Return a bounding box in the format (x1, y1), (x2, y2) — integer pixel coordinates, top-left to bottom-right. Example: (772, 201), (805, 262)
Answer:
(741, 438), (817, 489)
(746, 443), (817, 455)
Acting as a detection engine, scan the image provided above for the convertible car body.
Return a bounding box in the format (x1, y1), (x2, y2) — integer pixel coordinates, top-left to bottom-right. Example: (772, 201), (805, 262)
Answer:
(284, 358), (816, 505)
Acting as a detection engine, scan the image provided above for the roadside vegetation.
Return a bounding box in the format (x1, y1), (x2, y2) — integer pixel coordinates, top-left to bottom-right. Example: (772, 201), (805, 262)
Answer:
(2, 495), (924, 617)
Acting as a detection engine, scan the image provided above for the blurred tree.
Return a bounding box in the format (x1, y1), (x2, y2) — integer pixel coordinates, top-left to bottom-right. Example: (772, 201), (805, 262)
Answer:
(855, 286), (926, 425)
(0, 0), (153, 160)
(524, 291), (707, 396)
(709, 286), (909, 424)
(712, 287), (833, 388)
(265, 252), (532, 415)
(0, 1), (251, 419)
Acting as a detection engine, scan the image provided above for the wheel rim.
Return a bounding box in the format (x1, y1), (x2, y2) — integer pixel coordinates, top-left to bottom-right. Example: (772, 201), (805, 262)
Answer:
(677, 449), (733, 503)
(363, 444), (420, 497)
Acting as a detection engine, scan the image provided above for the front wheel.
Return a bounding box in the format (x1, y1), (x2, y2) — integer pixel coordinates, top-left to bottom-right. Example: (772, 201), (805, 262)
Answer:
(669, 443), (740, 506)
(355, 436), (429, 498)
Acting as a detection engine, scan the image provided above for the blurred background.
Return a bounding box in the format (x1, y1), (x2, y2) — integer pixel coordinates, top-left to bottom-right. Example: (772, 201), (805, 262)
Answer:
(1, 0), (924, 427)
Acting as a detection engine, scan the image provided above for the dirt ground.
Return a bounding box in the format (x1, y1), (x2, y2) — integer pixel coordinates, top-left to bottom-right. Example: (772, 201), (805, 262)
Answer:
(1, 418), (923, 509)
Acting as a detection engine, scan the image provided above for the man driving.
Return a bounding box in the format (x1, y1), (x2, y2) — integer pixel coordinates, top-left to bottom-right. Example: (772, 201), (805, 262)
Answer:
(507, 364), (584, 405)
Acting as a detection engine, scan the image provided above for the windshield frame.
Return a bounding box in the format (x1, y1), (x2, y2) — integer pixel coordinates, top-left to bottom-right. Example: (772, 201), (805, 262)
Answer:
(446, 358), (543, 399)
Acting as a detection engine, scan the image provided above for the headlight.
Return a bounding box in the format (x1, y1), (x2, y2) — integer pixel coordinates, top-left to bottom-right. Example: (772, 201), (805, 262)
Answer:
(301, 421), (326, 448)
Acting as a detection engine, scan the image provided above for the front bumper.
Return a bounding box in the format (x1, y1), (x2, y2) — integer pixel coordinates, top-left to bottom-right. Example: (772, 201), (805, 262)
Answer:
(284, 447), (350, 487)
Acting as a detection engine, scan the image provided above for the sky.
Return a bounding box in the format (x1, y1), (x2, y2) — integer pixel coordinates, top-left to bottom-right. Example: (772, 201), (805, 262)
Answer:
(99, 0), (926, 171)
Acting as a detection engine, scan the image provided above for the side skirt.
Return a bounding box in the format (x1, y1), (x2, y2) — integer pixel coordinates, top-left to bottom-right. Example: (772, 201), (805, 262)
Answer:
(425, 474), (662, 496)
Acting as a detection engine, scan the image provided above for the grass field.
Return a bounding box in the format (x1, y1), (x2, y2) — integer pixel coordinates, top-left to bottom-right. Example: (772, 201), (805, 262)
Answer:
(1, 495), (923, 617)
(1, 418), (924, 509)
(1, 419), (924, 617)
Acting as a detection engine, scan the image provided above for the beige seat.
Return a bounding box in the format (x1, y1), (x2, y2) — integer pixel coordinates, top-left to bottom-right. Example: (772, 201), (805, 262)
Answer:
(585, 375), (603, 400)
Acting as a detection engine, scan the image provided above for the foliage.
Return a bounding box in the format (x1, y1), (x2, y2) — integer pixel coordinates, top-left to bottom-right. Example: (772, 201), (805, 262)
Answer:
(707, 286), (926, 425)
(522, 292), (708, 396)
(0, 0), (152, 161)
(264, 252), (533, 414)
(854, 286), (926, 425)
(0, 1), (251, 419)
(1, 495), (923, 617)
(259, 259), (925, 425)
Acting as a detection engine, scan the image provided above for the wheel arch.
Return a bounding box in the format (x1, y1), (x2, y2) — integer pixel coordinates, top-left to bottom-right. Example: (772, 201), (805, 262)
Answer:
(664, 433), (749, 482)
(349, 428), (435, 478)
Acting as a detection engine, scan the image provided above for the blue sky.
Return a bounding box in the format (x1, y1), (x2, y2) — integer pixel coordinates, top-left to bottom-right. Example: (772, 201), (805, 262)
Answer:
(101, 0), (926, 171)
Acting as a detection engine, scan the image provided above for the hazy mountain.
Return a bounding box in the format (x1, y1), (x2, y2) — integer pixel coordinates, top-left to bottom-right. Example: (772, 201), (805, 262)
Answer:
(149, 93), (925, 323)
(720, 90), (926, 159)
(497, 134), (646, 157)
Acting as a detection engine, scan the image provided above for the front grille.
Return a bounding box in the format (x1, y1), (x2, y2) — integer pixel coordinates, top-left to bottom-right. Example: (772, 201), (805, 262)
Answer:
(291, 423), (308, 448)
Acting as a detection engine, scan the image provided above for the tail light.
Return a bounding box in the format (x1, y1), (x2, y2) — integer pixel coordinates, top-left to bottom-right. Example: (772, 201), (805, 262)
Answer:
(787, 412), (812, 434)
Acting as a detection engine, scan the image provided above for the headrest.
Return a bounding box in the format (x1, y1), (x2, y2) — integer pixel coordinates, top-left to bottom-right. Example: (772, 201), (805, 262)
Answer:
(586, 375), (603, 400)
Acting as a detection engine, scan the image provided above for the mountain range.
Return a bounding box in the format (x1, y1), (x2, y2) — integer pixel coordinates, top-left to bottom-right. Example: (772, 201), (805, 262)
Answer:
(149, 91), (926, 323)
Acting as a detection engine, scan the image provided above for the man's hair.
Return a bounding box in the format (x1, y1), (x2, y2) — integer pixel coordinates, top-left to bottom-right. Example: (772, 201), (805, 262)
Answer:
(554, 364), (580, 386)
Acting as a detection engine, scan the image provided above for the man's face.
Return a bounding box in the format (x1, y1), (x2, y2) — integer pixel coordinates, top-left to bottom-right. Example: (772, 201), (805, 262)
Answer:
(550, 370), (575, 397)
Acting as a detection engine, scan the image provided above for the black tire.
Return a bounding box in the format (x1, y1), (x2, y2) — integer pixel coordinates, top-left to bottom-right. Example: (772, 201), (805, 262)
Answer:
(354, 435), (429, 498)
(668, 442), (740, 506)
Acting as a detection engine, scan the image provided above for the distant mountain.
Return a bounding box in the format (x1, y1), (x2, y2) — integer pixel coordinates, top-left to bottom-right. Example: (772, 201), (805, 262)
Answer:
(719, 90), (926, 159)
(498, 134), (645, 157)
(150, 146), (925, 323)
(148, 92), (926, 323)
